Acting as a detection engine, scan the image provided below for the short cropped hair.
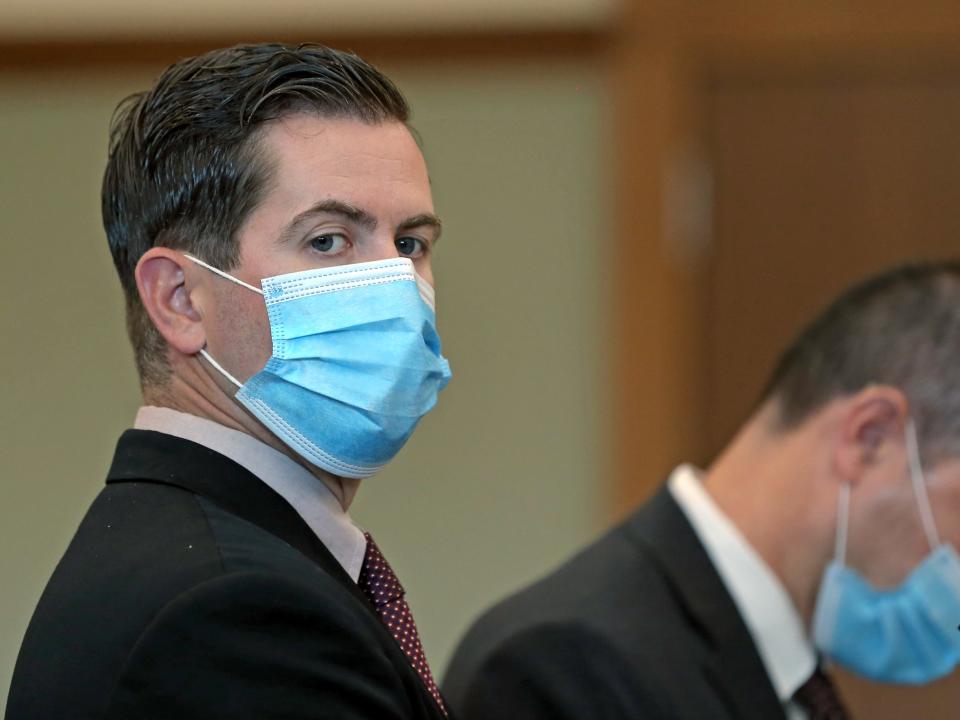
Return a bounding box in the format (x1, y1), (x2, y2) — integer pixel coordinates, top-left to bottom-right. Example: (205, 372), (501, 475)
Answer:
(763, 261), (960, 462)
(102, 42), (410, 388)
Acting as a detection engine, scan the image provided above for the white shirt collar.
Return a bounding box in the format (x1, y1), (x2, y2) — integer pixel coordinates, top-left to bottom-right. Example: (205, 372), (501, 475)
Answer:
(133, 406), (367, 581)
(668, 464), (815, 705)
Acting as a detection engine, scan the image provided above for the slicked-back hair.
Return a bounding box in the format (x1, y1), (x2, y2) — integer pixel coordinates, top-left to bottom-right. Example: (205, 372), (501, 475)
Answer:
(102, 42), (410, 388)
(762, 261), (960, 463)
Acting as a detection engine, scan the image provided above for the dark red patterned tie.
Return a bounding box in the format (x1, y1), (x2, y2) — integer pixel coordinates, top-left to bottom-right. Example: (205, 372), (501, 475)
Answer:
(792, 667), (849, 720)
(357, 532), (447, 716)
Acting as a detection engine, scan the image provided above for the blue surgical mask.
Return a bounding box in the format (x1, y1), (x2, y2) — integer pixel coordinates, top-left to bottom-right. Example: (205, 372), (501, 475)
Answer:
(186, 255), (452, 479)
(812, 420), (960, 684)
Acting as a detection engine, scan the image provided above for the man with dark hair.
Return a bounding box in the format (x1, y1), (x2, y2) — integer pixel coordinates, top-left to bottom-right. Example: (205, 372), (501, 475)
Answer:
(8, 43), (451, 719)
(444, 262), (960, 720)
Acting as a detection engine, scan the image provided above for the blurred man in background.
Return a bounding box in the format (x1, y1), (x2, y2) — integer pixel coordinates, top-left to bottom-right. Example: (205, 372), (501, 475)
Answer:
(445, 262), (960, 720)
(8, 43), (451, 719)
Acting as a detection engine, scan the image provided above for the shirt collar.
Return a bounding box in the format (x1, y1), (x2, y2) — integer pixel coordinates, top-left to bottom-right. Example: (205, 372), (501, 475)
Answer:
(668, 464), (815, 704)
(133, 406), (366, 581)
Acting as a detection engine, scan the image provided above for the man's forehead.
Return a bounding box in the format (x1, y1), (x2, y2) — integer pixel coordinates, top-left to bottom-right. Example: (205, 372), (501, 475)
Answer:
(260, 115), (423, 168)
(252, 118), (430, 214)
(242, 115), (434, 238)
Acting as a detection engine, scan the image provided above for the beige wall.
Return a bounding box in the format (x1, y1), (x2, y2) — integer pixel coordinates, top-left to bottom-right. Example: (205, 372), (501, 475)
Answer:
(0, 58), (610, 706)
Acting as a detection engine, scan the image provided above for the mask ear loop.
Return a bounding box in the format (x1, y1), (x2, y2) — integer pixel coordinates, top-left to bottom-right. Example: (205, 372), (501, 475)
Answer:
(199, 348), (243, 389)
(906, 419), (942, 551)
(181, 254), (260, 389)
(183, 254), (263, 295)
(835, 482), (851, 566)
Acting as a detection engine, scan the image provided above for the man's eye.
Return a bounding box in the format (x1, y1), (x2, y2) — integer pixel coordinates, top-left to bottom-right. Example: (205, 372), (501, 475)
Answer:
(395, 237), (425, 258)
(310, 233), (348, 254)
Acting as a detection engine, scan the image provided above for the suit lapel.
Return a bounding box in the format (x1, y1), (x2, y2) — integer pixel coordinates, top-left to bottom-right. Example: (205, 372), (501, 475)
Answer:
(106, 430), (373, 611)
(625, 487), (786, 720)
(107, 429), (448, 719)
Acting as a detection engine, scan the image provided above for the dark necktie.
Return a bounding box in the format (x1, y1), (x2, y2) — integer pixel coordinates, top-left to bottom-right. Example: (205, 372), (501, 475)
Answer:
(792, 667), (849, 720)
(357, 532), (447, 716)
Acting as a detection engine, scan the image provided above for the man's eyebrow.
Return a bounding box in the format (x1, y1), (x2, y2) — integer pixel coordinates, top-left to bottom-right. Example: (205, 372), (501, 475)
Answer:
(278, 199), (378, 244)
(399, 213), (443, 241)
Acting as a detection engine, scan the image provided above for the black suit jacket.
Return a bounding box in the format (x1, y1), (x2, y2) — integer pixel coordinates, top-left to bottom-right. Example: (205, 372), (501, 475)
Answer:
(442, 486), (786, 720)
(7, 430), (448, 720)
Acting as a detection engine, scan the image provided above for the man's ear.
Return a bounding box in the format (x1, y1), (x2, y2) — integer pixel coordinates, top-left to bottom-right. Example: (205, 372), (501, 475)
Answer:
(135, 248), (206, 355)
(834, 385), (909, 484)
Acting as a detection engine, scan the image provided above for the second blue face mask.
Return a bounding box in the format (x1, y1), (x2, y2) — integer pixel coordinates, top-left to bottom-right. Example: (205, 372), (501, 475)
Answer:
(186, 255), (452, 479)
(812, 420), (960, 684)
